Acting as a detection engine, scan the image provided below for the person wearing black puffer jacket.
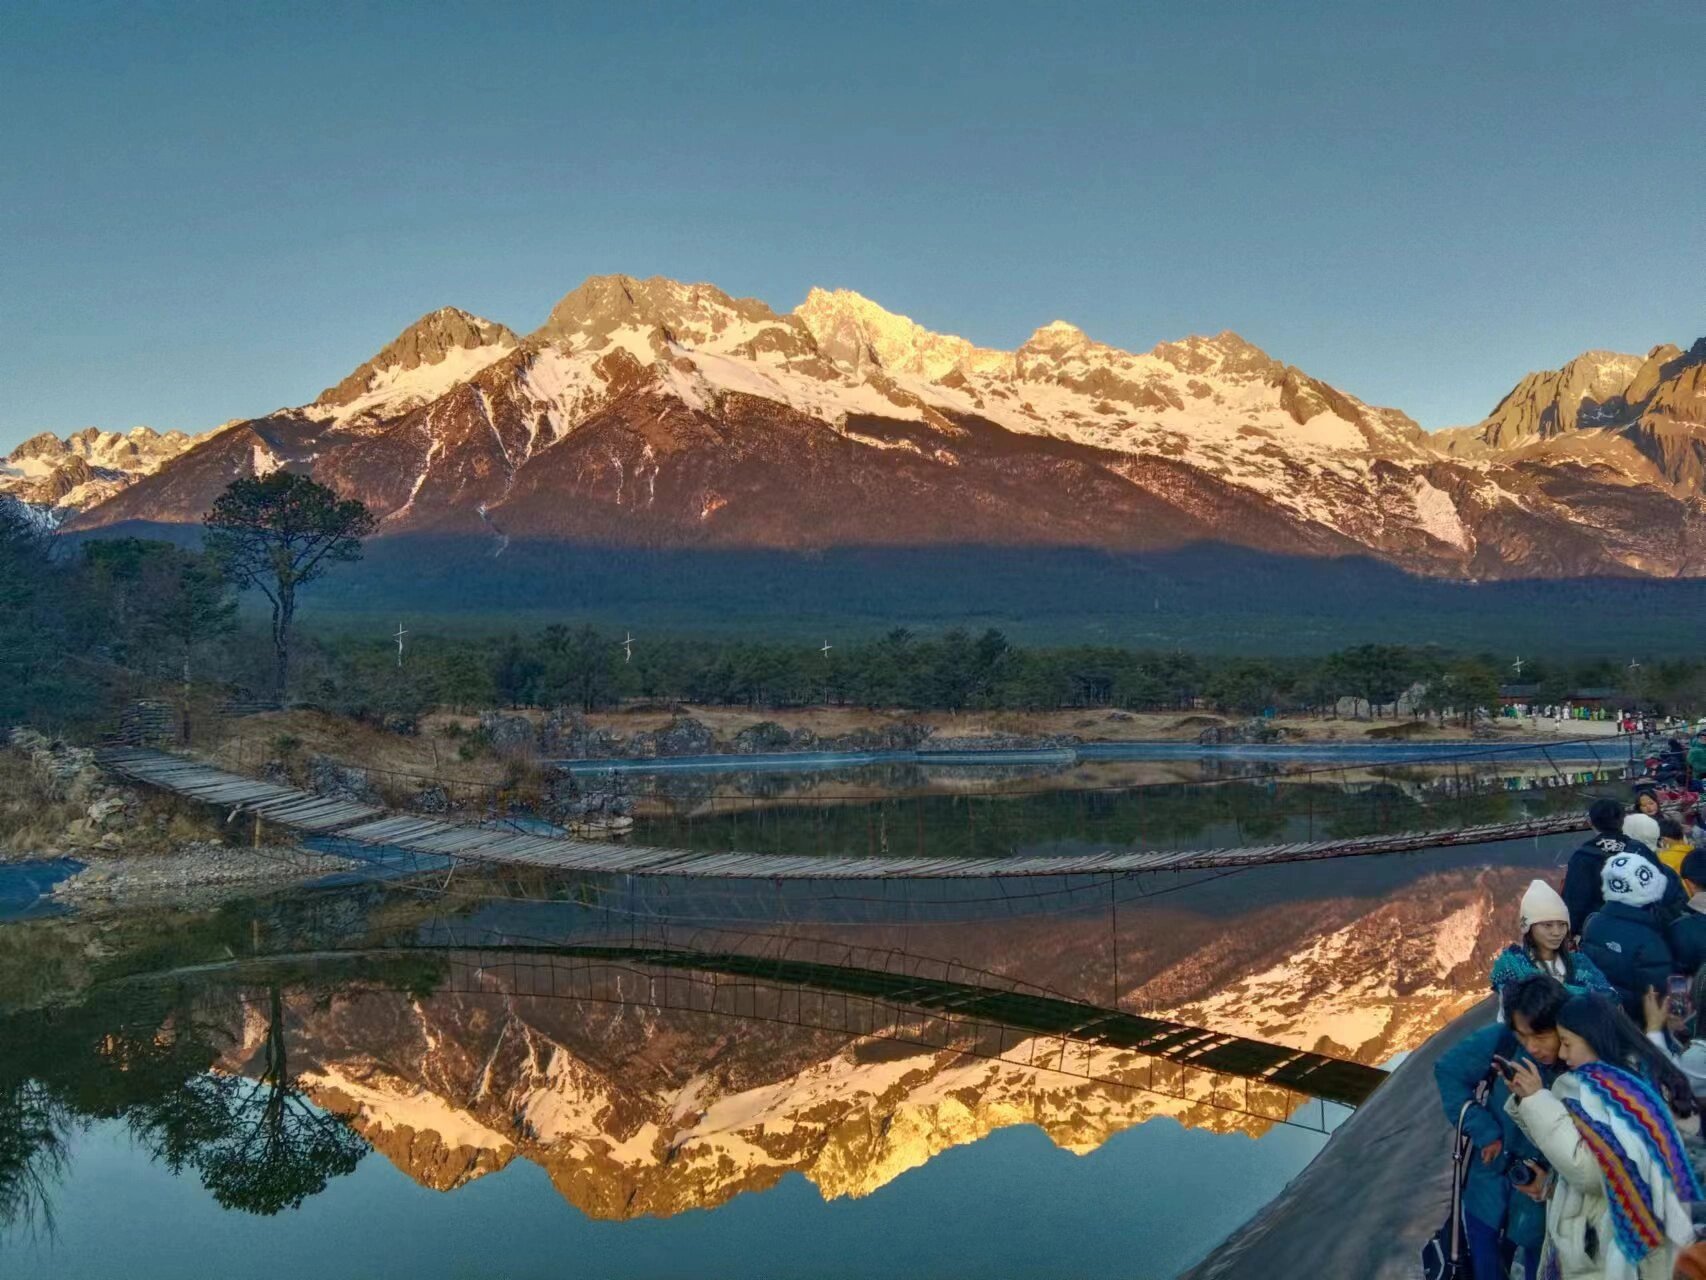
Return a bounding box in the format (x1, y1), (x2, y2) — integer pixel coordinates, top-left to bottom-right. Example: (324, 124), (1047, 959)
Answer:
(1562, 798), (1684, 936)
(1669, 847), (1706, 978)
(1581, 851), (1676, 1020)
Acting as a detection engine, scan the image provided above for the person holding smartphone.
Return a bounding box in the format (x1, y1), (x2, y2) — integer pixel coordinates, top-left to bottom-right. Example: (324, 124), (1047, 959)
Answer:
(1434, 975), (1568, 1279)
(1505, 994), (1700, 1280)
(1641, 973), (1706, 1100)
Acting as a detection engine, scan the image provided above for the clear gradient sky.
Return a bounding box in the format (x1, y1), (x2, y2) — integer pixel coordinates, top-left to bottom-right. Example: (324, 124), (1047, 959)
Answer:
(3, 1), (1702, 453)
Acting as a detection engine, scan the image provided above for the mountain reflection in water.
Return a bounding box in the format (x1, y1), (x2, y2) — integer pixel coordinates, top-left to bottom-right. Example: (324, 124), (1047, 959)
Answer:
(0, 833), (1575, 1277)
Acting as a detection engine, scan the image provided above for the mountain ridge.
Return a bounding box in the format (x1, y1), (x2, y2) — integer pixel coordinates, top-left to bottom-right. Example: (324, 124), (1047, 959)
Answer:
(208, 864), (1523, 1218)
(17, 272), (1704, 578)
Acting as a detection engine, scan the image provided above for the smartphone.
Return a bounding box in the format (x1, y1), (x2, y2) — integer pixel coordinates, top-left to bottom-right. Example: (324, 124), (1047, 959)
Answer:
(1669, 975), (1692, 1019)
(1491, 1054), (1516, 1078)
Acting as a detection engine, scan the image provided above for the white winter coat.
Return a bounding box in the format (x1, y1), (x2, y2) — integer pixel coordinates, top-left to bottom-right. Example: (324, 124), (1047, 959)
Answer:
(1507, 1073), (1682, 1280)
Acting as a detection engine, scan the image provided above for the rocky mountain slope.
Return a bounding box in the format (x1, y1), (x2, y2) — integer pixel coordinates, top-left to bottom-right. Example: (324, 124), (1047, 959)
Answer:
(40, 275), (1706, 577)
(215, 864), (1524, 1217)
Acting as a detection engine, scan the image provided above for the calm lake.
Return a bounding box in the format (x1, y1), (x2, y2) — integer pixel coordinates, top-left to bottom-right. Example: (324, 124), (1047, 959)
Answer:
(0, 742), (1622, 1278)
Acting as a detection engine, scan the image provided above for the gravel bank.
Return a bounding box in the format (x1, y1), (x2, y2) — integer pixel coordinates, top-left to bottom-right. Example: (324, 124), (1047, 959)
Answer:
(51, 841), (362, 907)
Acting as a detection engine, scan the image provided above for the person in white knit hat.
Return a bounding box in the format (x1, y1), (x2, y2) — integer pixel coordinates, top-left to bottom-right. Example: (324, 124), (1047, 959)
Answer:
(1581, 853), (1676, 1019)
(1624, 811), (1662, 852)
(1491, 879), (1614, 1007)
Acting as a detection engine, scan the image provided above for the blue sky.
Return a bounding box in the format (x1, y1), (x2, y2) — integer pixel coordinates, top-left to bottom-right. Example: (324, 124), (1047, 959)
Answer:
(3, 1), (1702, 453)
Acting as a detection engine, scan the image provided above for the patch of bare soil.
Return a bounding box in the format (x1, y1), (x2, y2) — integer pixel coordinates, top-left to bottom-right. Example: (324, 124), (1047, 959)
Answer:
(198, 708), (512, 789)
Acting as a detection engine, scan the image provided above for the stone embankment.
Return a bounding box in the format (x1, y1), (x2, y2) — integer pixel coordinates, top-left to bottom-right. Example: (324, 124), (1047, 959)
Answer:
(487, 708), (1083, 761)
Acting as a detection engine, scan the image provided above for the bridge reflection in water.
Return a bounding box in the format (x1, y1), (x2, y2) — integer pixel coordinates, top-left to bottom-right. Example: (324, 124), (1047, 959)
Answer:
(119, 936), (1379, 1135)
(5, 827), (1540, 1269)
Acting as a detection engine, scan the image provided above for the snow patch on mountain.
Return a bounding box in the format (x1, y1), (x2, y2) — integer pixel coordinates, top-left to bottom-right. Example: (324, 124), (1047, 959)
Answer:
(312, 339), (516, 427)
(304, 1065), (515, 1155)
(679, 346), (918, 423)
(1411, 477), (1470, 549)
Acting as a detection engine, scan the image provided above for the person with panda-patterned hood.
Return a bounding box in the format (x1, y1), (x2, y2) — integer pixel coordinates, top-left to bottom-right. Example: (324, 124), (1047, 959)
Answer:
(1562, 798), (1684, 936)
(1580, 852), (1676, 1022)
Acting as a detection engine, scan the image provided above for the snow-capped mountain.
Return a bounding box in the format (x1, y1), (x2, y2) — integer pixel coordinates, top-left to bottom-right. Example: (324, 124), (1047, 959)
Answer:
(0, 425), (215, 525)
(213, 865), (1525, 1216)
(47, 275), (1706, 577)
(307, 307), (519, 429)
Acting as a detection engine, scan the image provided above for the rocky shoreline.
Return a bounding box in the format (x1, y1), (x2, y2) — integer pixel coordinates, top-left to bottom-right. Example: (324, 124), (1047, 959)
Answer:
(47, 842), (359, 907)
(486, 707), (1113, 761)
(1, 728), (358, 911)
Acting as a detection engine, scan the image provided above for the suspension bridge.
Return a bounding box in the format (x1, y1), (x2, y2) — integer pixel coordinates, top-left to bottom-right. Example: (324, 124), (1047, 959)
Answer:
(96, 744), (1612, 880)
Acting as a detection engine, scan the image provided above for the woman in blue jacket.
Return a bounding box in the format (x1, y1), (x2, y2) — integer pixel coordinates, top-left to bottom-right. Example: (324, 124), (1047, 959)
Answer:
(1489, 879), (1614, 1003)
(1433, 975), (1568, 1279)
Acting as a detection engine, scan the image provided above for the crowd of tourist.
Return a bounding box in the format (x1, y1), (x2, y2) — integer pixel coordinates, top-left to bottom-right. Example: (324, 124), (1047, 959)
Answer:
(1435, 777), (1706, 1279)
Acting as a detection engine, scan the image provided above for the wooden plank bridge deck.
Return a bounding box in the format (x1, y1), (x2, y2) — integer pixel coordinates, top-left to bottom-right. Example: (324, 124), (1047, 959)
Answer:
(96, 746), (1596, 880)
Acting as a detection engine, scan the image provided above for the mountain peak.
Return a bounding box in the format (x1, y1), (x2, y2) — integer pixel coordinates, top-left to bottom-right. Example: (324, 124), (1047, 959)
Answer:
(794, 288), (1001, 378)
(6, 431), (70, 464)
(313, 307), (519, 423)
(1148, 331), (1277, 377)
(534, 275), (807, 360)
(1025, 319), (1090, 346)
(1468, 346), (1646, 448)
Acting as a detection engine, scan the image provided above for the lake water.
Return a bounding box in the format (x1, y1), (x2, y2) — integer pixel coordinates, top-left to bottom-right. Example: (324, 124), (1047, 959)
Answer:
(0, 741), (1621, 1277)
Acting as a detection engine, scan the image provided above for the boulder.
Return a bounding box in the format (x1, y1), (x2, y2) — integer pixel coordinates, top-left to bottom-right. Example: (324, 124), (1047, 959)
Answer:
(86, 796), (128, 827)
(732, 722), (795, 754)
(539, 707), (587, 756)
(1197, 719), (1287, 745)
(539, 708), (621, 758)
(625, 716), (713, 759)
(479, 712), (537, 755)
(308, 755), (380, 805)
(822, 720), (934, 753)
(410, 784), (451, 814)
(545, 773), (632, 822)
(9, 728), (50, 754)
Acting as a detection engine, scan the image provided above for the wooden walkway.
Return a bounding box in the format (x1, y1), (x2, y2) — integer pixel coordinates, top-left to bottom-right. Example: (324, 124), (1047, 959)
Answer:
(97, 746), (1596, 880)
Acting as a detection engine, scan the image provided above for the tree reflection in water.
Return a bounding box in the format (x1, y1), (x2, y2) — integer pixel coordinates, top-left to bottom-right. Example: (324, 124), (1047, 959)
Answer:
(0, 979), (372, 1241)
(129, 984), (367, 1216)
(0, 1079), (69, 1239)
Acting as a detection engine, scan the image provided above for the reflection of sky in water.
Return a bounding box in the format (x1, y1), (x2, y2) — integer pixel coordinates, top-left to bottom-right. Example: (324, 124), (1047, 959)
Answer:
(2, 745), (1617, 1276)
(33, 1104), (1322, 1280)
(0, 859), (82, 922)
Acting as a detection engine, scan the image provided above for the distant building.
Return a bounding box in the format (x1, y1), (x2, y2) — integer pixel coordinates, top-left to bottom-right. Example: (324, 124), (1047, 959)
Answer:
(1497, 684), (1622, 709)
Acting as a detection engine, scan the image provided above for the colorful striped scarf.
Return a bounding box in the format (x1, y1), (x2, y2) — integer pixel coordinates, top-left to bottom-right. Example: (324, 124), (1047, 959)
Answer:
(1563, 1061), (1702, 1271)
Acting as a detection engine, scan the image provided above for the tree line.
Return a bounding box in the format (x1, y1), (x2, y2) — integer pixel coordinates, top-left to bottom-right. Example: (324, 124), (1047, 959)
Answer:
(6, 476), (1706, 736)
(304, 626), (1699, 727)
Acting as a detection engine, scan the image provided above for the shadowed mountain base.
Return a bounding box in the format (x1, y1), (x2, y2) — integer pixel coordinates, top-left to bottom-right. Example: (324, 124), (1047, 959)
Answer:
(63, 526), (1706, 654)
